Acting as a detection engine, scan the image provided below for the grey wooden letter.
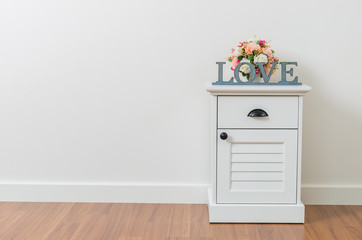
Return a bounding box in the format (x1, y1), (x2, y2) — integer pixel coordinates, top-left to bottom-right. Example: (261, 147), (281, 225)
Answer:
(212, 62), (235, 85)
(280, 62), (299, 84)
(235, 62), (256, 83)
(257, 62), (277, 83)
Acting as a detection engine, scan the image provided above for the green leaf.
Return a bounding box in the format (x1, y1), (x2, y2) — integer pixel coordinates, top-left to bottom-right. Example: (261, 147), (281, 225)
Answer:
(246, 73), (250, 80)
(247, 54), (254, 61)
(228, 58), (232, 62)
(238, 56), (243, 61)
(241, 72), (246, 77)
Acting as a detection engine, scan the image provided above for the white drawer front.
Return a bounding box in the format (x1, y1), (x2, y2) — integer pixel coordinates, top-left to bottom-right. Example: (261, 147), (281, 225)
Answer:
(218, 96), (298, 129)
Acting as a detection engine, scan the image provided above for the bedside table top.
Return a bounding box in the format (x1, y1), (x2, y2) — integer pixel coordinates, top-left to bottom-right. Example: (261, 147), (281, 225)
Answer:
(206, 84), (311, 96)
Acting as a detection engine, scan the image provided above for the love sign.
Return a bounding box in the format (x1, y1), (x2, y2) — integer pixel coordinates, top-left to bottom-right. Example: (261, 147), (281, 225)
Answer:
(213, 61), (301, 85)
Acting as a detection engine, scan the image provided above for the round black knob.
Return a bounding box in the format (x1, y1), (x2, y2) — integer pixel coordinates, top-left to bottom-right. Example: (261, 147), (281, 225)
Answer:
(220, 132), (228, 140)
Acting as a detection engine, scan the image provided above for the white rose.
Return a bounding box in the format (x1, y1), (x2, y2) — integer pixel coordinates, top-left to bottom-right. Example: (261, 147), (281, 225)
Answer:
(254, 54), (268, 64)
(248, 36), (257, 43)
(233, 47), (243, 57)
(239, 59), (251, 74)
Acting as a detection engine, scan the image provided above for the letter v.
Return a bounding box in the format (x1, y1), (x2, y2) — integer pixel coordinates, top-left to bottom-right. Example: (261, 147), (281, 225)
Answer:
(256, 62), (277, 83)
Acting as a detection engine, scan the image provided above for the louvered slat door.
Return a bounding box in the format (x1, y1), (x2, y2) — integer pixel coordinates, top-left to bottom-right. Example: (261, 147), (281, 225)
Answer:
(217, 129), (298, 204)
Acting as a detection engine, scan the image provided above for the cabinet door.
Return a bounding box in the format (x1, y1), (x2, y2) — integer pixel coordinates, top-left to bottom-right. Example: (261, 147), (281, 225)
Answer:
(217, 129), (297, 204)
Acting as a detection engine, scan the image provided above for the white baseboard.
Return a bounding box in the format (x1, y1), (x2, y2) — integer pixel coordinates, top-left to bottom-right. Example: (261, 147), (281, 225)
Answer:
(1, 183), (361, 204)
(301, 184), (362, 205)
(0, 182), (209, 203)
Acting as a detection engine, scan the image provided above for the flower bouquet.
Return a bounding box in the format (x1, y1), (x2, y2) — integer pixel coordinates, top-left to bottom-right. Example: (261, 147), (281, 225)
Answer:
(228, 36), (279, 81)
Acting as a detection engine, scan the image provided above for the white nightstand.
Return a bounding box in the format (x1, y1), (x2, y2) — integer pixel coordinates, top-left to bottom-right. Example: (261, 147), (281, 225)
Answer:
(206, 84), (311, 223)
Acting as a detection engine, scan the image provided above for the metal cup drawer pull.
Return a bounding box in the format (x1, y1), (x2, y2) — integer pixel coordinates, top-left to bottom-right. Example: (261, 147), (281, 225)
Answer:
(247, 109), (268, 118)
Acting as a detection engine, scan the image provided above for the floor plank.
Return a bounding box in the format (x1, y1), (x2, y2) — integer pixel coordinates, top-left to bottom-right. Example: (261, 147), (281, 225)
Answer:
(0, 203), (361, 240)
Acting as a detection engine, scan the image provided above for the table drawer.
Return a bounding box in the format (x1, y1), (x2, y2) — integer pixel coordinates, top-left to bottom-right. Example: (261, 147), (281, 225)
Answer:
(218, 96), (298, 129)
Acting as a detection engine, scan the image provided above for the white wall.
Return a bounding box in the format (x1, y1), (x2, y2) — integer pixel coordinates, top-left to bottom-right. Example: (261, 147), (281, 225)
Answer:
(1, 0), (361, 204)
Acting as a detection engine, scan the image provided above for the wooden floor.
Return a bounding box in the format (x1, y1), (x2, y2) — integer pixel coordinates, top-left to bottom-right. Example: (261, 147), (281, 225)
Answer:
(0, 203), (361, 240)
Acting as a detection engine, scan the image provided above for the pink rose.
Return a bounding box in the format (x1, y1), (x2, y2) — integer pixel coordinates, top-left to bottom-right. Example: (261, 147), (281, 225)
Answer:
(245, 42), (260, 54)
(238, 42), (245, 47)
(231, 57), (240, 71)
(263, 47), (273, 58)
(259, 40), (266, 45)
